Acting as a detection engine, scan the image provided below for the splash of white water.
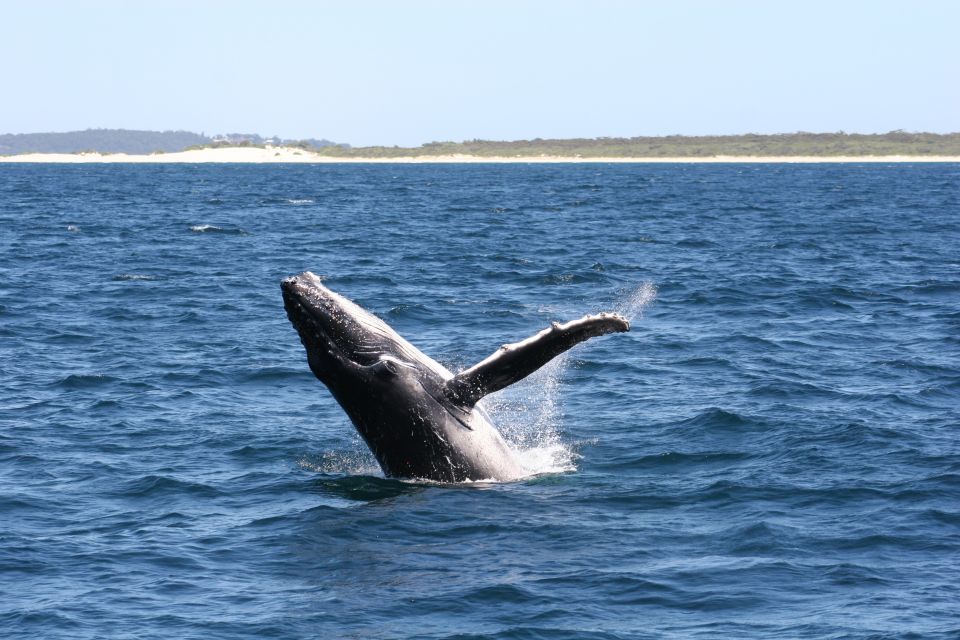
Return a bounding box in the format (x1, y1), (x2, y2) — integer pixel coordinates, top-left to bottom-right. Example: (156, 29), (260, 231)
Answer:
(613, 281), (657, 322)
(487, 281), (657, 478)
(484, 352), (578, 477)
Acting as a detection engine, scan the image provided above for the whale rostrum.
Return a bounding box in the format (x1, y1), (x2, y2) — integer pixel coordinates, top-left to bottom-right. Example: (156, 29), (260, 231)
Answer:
(281, 271), (630, 482)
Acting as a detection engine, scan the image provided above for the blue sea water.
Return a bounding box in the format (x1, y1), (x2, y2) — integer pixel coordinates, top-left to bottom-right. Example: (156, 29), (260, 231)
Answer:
(1, 162), (959, 639)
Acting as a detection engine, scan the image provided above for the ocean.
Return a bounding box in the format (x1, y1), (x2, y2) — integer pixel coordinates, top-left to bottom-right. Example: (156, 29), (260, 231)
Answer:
(1, 163), (958, 639)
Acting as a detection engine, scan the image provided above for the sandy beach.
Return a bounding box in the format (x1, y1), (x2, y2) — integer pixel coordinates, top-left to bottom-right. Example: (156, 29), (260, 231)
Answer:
(2, 146), (959, 164)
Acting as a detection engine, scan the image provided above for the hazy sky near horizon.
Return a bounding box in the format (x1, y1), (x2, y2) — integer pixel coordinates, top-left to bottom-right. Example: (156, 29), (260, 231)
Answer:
(3, 0), (958, 146)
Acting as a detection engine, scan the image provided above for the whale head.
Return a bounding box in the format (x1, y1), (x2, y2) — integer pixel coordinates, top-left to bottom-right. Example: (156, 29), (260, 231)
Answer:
(281, 271), (448, 385)
(281, 272), (493, 479)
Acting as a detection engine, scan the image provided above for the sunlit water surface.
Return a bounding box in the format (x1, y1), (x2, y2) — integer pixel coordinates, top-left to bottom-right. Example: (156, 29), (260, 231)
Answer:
(2, 163), (959, 639)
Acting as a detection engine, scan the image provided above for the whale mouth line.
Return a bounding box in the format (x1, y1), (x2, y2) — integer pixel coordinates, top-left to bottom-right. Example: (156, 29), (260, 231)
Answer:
(282, 280), (382, 368)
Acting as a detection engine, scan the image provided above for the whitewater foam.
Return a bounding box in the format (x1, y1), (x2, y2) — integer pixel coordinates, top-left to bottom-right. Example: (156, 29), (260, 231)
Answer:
(484, 352), (577, 477)
(113, 274), (157, 281)
(481, 284), (657, 477)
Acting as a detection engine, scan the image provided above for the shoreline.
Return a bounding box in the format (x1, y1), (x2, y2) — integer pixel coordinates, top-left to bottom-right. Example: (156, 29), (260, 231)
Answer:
(2, 146), (959, 164)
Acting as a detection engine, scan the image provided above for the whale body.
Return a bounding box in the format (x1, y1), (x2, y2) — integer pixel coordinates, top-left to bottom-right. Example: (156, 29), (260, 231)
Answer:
(281, 272), (630, 482)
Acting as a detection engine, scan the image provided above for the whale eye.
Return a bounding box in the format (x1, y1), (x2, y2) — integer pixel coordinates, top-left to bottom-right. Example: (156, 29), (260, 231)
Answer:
(373, 358), (400, 378)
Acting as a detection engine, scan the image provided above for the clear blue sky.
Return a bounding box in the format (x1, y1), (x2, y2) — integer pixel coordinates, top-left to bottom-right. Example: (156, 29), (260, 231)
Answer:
(3, 0), (957, 146)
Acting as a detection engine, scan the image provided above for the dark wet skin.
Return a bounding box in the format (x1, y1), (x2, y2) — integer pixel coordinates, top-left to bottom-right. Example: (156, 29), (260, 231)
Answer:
(282, 271), (629, 482)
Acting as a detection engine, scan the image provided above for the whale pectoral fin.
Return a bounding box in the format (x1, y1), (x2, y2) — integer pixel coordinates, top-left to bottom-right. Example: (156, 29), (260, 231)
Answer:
(444, 312), (630, 407)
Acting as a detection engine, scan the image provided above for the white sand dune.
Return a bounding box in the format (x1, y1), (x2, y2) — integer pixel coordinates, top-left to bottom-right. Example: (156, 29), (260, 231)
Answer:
(2, 146), (958, 164)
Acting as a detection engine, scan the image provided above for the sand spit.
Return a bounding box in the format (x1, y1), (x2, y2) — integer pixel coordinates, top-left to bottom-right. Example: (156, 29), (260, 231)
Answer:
(2, 146), (959, 164)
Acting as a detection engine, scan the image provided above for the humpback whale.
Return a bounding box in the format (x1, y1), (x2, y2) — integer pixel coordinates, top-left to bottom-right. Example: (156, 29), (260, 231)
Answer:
(281, 272), (630, 482)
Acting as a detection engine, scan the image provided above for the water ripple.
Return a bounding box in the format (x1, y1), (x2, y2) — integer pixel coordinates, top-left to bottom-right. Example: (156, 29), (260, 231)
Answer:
(2, 163), (959, 639)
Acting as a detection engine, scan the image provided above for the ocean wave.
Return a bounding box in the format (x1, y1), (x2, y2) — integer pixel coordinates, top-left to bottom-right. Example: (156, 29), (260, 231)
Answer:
(602, 450), (751, 471)
(113, 273), (157, 281)
(188, 224), (247, 234)
(53, 373), (119, 388)
(114, 475), (225, 499)
(238, 366), (307, 383)
(297, 449), (381, 477)
(385, 302), (433, 318)
(674, 407), (760, 431)
(304, 473), (420, 502)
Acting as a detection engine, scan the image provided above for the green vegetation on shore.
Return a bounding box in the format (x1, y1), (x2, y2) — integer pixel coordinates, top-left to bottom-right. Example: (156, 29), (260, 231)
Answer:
(0, 129), (208, 155)
(3, 129), (959, 158)
(313, 131), (960, 158)
(0, 129), (344, 156)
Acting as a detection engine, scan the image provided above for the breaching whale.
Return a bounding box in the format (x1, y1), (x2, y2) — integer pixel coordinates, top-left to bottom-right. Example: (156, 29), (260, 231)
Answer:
(281, 272), (630, 482)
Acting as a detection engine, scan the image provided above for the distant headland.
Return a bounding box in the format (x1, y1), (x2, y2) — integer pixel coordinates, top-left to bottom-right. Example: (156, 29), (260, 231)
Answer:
(2, 129), (959, 163)
(0, 129), (345, 156)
